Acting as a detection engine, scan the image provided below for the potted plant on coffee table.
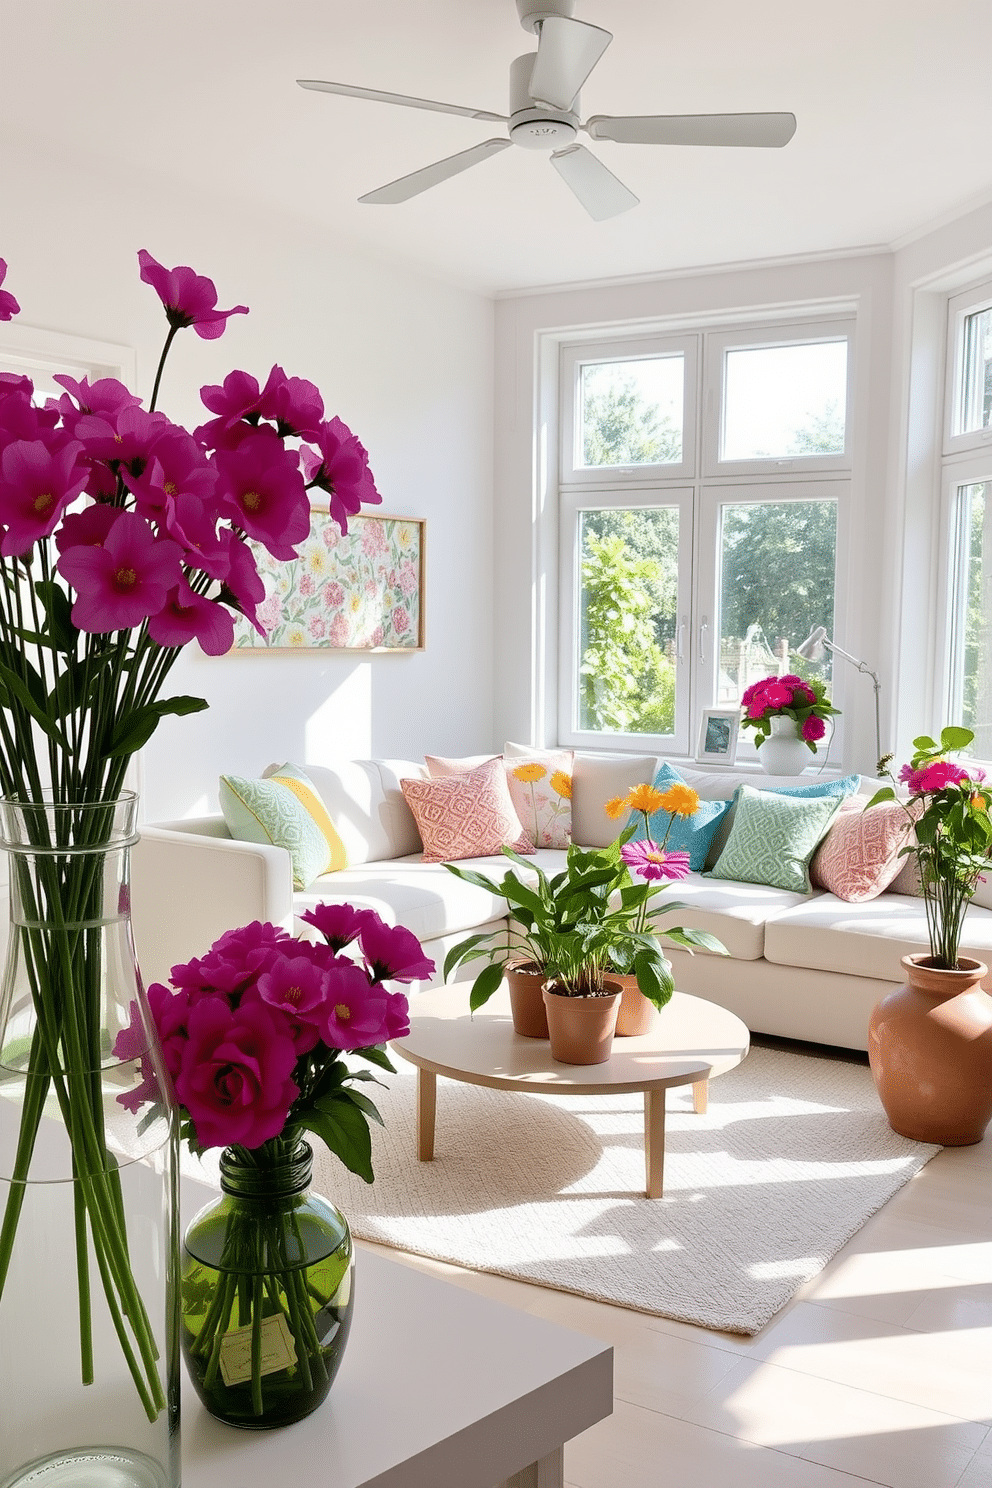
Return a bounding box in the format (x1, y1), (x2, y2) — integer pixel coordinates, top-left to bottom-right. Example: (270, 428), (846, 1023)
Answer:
(444, 824), (724, 1062)
(866, 726), (992, 1143)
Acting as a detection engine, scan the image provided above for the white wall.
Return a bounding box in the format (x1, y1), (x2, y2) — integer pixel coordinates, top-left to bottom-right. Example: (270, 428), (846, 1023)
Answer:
(493, 254), (896, 776)
(2, 140), (497, 819)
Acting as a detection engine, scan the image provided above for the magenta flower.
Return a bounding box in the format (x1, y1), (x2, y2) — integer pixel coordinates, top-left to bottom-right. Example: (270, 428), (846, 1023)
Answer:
(56, 509), (183, 632)
(171, 920), (289, 999)
(174, 997), (299, 1149)
(122, 426), (218, 520)
(257, 365), (324, 439)
(759, 681), (792, 710)
(0, 259), (19, 321)
(383, 990), (411, 1041)
(359, 917), (436, 983)
(0, 438), (89, 556)
(163, 492), (230, 581)
(138, 249), (248, 340)
(196, 370), (263, 449)
(73, 404), (170, 469)
(50, 374), (141, 436)
(148, 577), (235, 655)
(801, 715), (826, 742)
(300, 416), (382, 534)
(255, 954), (327, 1020)
(621, 839), (692, 882)
(899, 760), (970, 795)
(300, 901), (374, 950)
(214, 430), (310, 559)
(55, 501), (120, 554)
(317, 961), (389, 1049)
(217, 531), (266, 633)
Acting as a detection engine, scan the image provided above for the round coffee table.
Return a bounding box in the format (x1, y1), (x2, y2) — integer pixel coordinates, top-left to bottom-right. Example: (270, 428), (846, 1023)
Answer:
(391, 984), (750, 1199)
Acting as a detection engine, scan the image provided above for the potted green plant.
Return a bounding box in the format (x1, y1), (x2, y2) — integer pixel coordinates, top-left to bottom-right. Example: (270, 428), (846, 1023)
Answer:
(444, 805), (725, 1061)
(866, 726), (992, 1143)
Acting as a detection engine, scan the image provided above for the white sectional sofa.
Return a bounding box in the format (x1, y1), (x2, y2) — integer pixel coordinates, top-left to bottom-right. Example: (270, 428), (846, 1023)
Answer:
(132, 752), (992, 1054)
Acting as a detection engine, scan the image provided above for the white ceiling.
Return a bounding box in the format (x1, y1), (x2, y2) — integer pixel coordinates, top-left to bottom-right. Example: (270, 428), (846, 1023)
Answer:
(3, 0), (992, 298)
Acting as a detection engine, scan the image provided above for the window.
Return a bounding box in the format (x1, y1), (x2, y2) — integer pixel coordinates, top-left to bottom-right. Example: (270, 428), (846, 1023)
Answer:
(939, 279), (992, 761)
(558, 316), (853, 757)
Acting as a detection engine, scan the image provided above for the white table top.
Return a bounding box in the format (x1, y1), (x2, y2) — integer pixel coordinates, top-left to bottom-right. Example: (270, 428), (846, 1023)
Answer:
(180, 1176), (613, 1487)
(393, 984), (750, 1096)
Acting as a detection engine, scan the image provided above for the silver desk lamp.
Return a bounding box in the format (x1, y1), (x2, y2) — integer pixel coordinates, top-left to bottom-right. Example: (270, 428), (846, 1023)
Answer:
(795, 626), (883, 769)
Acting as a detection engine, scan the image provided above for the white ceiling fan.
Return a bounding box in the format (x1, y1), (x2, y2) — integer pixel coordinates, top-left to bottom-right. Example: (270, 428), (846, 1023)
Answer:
(298, 0), (796, 222)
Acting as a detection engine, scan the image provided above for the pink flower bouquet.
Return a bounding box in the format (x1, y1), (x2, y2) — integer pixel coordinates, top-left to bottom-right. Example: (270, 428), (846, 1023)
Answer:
(869, 727), (991, 968)
(739, 673), (839, 752)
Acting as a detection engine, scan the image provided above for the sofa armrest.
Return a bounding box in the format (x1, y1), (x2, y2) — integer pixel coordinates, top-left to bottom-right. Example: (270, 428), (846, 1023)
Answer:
(131, 824), (295, 989)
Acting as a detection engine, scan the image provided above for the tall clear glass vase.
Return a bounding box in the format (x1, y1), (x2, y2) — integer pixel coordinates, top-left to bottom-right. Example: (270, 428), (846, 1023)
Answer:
(0, 795), (180, 1488)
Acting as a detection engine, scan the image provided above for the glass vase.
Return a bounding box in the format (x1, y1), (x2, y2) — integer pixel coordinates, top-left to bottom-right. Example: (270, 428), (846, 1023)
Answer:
(0, 794), (180, 1488)
(181, 1139), (354, 1429)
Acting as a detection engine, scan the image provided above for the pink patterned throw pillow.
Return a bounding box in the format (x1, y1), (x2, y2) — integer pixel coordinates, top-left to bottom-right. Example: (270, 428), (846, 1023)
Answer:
(503, 748), (574, 849)
(400, 758), (534, 864)
(810, 798), (917, 902)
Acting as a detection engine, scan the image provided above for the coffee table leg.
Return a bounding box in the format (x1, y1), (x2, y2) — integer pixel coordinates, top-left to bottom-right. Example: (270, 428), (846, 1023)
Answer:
(498, 1444), (564, 1487)
(417, 1068), (437, 1161)
(693, 1078), (709, 1115)
(644, 1088), (666, 1198)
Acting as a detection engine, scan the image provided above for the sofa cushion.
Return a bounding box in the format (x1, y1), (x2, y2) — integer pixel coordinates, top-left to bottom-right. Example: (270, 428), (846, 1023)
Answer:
(708, 785), (843, 893)
(810, 797), (918, 901)
(701, 771), (862, 865)
(503, 747), (573, 849)
(647, 872), (812, 960)
(400, 758), (533, 863)
(561, 749), (660, 847)
(293, 848), (565, 946)
(219, 771), (335, 890)
(629, 761), (731, 871)
(764, 893), (992, 982)
(425, 753), (500, 775)
(294, 758), (426, 863)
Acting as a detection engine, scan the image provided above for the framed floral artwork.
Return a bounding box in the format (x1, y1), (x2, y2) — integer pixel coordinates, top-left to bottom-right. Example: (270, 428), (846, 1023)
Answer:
(231, 511), (425, 652)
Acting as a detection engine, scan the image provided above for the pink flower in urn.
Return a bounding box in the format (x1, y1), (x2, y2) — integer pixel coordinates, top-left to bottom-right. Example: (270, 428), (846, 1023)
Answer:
(57, 509), (183, 632)
(621, 839), (692, 882)
(0, 259), (20, 320)
(138, 249), (248, 340)
(758, 680), (792, 710)
(801, 715), (826, 743)
(899, 760), (970, 795)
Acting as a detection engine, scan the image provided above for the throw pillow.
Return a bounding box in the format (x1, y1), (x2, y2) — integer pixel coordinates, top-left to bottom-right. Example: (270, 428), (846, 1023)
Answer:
(770, 773), (862, 800)
(502, 747), (574, 849)
(425, 753), (501, 776)
(219, 768), (342, 889)
(629, 760), (730, 872)
(810, 797), (919, 902)
(268, 762), (349, 871)
(400, 757), (535, 864)
(707, 784), (843, 894)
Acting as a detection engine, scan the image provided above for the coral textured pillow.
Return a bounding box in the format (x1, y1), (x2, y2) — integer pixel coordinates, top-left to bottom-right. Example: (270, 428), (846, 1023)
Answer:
(400, 758), (534, 864)
(503, 747), (574, 849)
(810, 798), (919, 902)
(425, 754), (500, 776)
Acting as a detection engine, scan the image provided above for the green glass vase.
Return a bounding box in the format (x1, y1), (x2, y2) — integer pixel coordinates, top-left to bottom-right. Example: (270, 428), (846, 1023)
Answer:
(181, 1139), (354, 1429)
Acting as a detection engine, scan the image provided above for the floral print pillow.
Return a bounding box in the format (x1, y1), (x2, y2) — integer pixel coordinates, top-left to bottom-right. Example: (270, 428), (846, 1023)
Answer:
(504, 749), (573, 849)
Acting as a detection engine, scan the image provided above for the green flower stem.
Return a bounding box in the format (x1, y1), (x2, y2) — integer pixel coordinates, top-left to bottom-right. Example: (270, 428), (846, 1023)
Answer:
(73, 1171), (94, 1384)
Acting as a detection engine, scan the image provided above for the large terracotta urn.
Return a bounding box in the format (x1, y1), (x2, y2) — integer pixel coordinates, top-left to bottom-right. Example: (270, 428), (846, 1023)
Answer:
(868, 954), (992, 1144)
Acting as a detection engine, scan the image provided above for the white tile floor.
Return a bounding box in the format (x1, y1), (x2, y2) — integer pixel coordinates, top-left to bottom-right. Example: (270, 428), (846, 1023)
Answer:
(358, 1051), (992, 1488)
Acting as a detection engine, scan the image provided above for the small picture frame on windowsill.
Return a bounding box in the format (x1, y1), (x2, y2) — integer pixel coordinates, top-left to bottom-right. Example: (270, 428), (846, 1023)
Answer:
(696, 709), (740, 764)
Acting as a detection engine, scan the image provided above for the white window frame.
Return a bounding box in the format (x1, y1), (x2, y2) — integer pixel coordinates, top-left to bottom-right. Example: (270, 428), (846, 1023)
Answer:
(558, 485), (695, 756)
(702, 317), (856, 479)
(560, 334), (699, 485)
(696, 480), (851, 762)
(0, 322), (136, 396)
(943, 279), (992, 456)
(935, 454), (992, 745)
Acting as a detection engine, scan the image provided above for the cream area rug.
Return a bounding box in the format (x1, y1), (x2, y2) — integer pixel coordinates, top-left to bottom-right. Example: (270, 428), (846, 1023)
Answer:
(310, 1043), (939, 1336)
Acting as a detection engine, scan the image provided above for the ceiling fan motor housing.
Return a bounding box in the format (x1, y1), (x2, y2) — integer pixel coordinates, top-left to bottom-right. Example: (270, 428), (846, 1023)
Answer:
(508, 53), (578, 148)
(515, 0), (576, 34)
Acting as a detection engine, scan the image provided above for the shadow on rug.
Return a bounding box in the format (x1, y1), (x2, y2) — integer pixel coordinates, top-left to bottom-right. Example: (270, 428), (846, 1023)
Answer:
(311, 1043), (940, 1335)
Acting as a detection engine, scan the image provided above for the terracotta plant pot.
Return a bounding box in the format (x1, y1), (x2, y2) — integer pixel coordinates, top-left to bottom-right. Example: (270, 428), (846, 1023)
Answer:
(612, 972), (660, 1037)
(542, 979), (622, 1065)
(868, 953), (992, 1144)
(505, 961), (549, 1038)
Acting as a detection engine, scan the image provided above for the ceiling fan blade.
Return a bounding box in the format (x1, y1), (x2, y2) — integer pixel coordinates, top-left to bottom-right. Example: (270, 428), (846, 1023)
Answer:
(297, 78), (507, 124)
(527, 16), (612, 110)
(550, 144), (638, 221)
(587, 112), (797, 148)
(358, 138), (512, 204)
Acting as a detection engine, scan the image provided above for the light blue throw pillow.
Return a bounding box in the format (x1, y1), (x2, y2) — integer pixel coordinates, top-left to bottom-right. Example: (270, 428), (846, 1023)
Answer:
(768, 773), (861, 800)
(629, 760), (731, 872)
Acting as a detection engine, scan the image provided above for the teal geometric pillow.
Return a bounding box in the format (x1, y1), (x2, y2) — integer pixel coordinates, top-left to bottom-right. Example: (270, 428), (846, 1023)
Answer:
(707, 784), (843, 894)
(769, 773), (861, 800)
(630, 760), (730, 871)
(218, 774), (331, 890)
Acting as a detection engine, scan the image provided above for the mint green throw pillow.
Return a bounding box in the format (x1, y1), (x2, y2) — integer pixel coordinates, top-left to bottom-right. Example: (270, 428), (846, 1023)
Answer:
(219, 773), (331, 890)
(707, 784), (843, 893)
